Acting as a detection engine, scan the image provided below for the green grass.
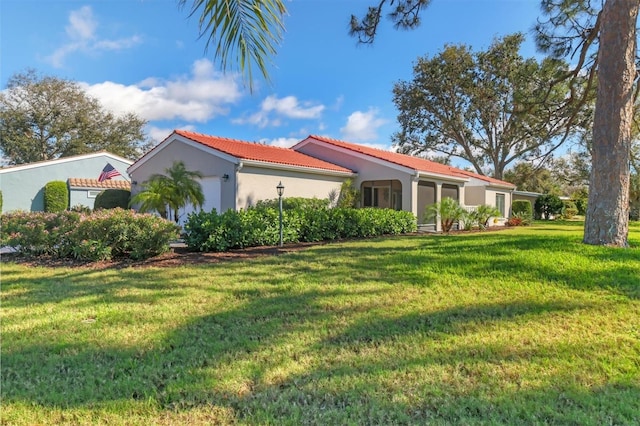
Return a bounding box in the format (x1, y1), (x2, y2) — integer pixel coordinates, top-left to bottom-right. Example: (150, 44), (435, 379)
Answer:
(1, 221), (639, 425)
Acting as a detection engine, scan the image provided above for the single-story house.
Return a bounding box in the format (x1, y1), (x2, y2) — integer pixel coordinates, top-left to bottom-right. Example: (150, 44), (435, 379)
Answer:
(127, 130), (354, 224)
(293, 135), (515, 229)
(0, 152), (131, 213)
(128, 131), (516, 231)
(512, 190), (542, 209)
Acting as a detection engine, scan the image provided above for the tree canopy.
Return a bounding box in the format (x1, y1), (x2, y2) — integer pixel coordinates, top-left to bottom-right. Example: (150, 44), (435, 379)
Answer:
(392, 34), (582, 179)
(0, 70), (149, 165)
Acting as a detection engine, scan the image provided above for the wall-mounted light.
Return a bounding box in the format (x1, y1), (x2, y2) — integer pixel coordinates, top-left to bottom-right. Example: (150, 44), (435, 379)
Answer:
(222, 174), (229, 182)
(132, 180), (138, 185)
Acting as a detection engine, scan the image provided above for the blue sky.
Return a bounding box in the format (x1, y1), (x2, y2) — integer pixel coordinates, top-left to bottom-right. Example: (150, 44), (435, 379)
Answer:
(1, 0), (543, 153)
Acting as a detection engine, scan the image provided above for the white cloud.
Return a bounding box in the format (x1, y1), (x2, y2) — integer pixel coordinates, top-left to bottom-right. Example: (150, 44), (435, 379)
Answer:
(234, 95), (325, 128)
(259, 137), (300, 148)
(340, 108), (388, 142)
(80, 59), (242, 122)
(47, 6), (141, 67)
(67, 6), (96, 40)
(146, 125), (196, 145)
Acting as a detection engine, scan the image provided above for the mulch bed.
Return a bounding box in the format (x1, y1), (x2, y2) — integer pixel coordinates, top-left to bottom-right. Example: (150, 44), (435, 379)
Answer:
(0, 241), (326, 270)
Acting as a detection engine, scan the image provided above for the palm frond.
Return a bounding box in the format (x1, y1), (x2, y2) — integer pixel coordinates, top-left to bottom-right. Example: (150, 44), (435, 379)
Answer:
(180, 0), (287, 90)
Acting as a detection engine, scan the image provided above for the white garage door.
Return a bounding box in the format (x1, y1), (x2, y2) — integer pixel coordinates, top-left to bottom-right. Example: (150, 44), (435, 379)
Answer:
(179, 176), (221, 226)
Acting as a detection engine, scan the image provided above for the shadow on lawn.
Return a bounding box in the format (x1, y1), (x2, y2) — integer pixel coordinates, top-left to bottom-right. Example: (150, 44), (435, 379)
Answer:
(3, 290), (637, 424)
(286, 232), (640, 299)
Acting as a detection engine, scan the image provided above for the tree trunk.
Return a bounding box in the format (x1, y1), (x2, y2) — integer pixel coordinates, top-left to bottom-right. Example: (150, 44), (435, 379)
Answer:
(584, 0), (638, 247)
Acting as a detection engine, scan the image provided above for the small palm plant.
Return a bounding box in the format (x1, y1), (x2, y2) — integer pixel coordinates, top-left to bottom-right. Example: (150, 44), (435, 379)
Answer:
(469, 204), (502, 230)
(425, 197), (465, 233)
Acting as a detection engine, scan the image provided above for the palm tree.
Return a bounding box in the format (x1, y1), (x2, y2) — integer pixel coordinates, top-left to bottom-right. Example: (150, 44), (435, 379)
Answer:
(179, 0), (286, 90)
(129, 178), (171, 219)
(425, 197), (465, 233)
(130, 161), (204, 222)
(161, 161), (204, 222)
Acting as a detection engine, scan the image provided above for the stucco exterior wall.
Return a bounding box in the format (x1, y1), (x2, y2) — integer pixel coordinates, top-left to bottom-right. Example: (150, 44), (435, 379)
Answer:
(464, 186), (486, 206)
(296, 143), (417, 213)
(236, 166), (345, 209)
(129, 139), (237, 213)
(0, 154), (131, 212)
(70, 188), (102, 210)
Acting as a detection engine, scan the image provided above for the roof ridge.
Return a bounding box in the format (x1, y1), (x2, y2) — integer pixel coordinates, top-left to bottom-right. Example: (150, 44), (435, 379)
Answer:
(177, 130), (294, 152)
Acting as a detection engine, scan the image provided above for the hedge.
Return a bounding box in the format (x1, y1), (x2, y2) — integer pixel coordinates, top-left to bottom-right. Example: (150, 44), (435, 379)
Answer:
(184, 204), (417, 252)
(44, 181), (68, 212)
(511, 200), (532, 218)
(94, 189), (131, 210)
(0, 209), (180, 261)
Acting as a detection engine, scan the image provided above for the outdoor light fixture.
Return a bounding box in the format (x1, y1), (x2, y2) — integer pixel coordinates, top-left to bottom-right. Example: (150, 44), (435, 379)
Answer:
(277, 181), (284, 247)
(222, 174), (229, 182)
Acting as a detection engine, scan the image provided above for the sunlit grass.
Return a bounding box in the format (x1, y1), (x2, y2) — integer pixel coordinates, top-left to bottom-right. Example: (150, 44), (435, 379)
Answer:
(1, 221), (639, 425)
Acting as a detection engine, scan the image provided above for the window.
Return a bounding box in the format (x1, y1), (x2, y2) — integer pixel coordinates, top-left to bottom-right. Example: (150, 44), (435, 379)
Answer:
(496, 193), (506, 217)
(361, 180), (402, 209)
(88, 190), (101, 199)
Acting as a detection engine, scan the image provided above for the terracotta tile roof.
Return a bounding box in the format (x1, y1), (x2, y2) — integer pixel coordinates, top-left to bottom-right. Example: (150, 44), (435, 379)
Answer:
(302, 135), (515, 187)
(453, 169), (515, 188)
(174, 130), (353, 174)
(68, 178), (131, 190)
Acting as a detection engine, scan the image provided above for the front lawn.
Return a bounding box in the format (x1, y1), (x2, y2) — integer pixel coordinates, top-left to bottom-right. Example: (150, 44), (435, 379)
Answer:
(1, 222), (639, 425)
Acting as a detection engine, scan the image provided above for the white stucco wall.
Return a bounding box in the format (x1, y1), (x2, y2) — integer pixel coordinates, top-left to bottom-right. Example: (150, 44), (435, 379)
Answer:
(129, 139), (238, 213)
(236, 166), (345, 209)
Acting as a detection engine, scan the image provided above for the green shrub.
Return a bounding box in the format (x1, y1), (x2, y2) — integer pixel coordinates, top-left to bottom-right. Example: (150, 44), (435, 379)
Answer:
(255, 197), (330, 211)
(72, 208), (180, 260)
(562, 200), (578, 219)
(465, 205), (501, 230)
(506, 212), (532, 227)
(512, 200), (533, 218)
(0, 209), (179, 261)
(0, 211), (81, 256)
(70, 204), (92, 214)
(94, 189), (131, 210)
(184, 202), (417, 252)
(0, 190), (3, 213)
(534, 194), (563, 220)
(44, 181), (68, 212)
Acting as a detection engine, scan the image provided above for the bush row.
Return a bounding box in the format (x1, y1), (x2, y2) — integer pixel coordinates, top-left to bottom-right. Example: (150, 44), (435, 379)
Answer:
(184, 205), (417, 252)
(0, 208), (180, 261)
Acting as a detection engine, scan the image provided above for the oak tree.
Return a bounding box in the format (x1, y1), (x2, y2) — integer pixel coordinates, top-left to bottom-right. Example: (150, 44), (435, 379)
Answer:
(392, 34), (580, 179)
(0, 70), (149, 165)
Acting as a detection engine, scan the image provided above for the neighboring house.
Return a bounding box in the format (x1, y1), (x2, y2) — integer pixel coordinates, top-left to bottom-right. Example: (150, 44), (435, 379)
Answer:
(512, 190), (542, 209)
(0, 152), (131, 213)
(68, 178), (131, 208)
(293, 135), (515, 229)
(127, 130), (354, 224)
(127, 130), (516, 230)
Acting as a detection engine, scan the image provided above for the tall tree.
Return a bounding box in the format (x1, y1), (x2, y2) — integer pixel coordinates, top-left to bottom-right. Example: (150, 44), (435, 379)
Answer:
(503, 162), (561, 194)
(392, 34), (580, 179)
(0, 70), (149, 165)
(190, 0), (637, 246)
(538, 0), (638, 246)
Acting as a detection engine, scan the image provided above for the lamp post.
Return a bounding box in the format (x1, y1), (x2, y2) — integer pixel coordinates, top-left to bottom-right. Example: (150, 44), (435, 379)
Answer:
(276, 181), (284, 247)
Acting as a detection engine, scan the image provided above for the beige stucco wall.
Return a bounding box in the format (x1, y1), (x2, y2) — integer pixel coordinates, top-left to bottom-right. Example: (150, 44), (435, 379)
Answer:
(464, 186), (486, 206)
(129, 139), (237, 212)
(236, 166), (345, 209)
(297, 143), (470, 222)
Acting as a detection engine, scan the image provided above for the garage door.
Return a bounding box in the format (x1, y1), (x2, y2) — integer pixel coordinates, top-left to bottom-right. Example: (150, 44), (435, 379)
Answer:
(179, 176), (221, 226)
